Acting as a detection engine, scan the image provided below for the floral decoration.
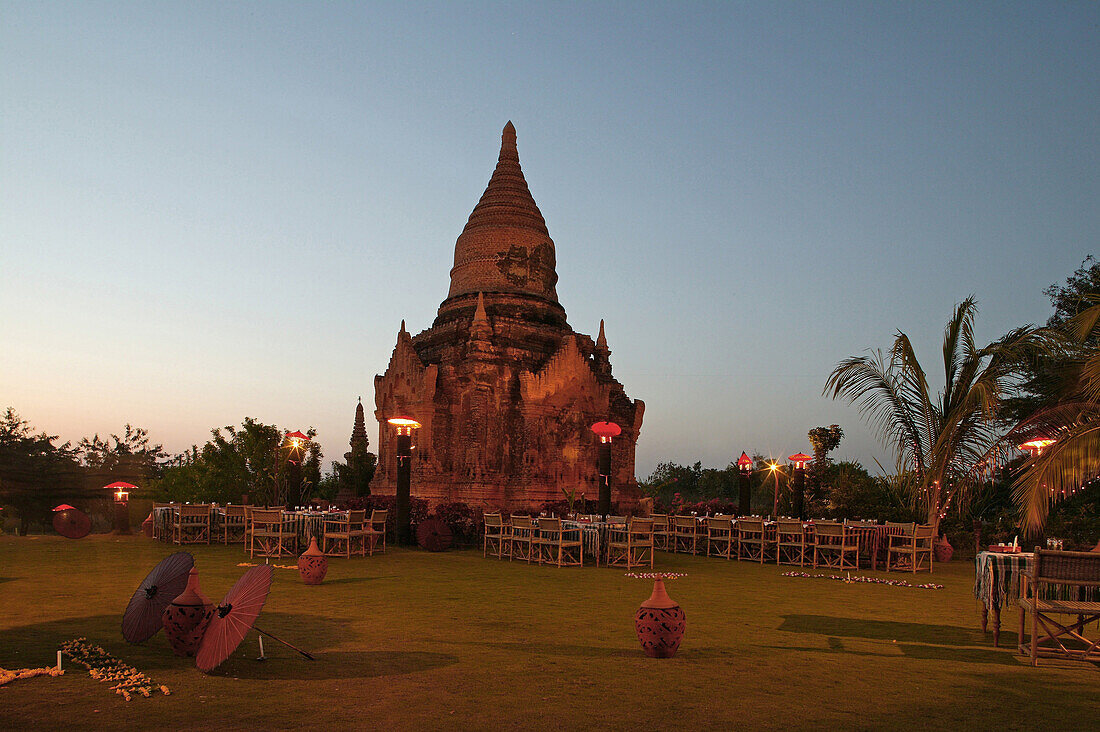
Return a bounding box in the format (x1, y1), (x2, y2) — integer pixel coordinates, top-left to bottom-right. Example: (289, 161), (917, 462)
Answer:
(0, 665), (64, 686)
(781, 571), (943, 590)
(59, 638), (169, 701)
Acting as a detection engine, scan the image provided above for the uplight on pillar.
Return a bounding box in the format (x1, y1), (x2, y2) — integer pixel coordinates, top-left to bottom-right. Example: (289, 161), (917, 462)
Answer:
(388, 417), (422, 545)
(590, 421), (621, 519)
(736, 452), (753, 516)
(788, 453), (811, 520)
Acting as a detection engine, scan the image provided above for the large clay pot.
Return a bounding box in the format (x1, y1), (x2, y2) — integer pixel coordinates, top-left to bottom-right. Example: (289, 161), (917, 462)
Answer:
(933, 535), (954, 563)
(141, 512), (154, 538)
(298, 536), (328, 585)
(634, 578), (686, 658)
(162, 567), (213, 657)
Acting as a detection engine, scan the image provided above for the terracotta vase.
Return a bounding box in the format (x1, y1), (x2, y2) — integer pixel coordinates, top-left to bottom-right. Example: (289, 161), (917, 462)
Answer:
(634, 578), (686, 658)
(141, 512), (154, 538)
(298, 536), (328, 585)
(162, 567), (213, 657)
(933, 536), (954, 563)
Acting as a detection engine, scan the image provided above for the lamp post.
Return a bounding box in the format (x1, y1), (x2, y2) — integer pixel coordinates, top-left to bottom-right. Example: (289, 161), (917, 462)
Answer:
(590, 421), (621, 519)
(388, 417), (421, 545)
(788, 453), (811, 520)
(736, 452), (753, 516)
(767, 461), (783, 518)
(283, 431), (310, 508)
(107, 481), (135, 534)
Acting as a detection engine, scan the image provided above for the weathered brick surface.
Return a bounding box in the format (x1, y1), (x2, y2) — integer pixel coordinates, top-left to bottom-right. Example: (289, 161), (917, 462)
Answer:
(371, 124), (643, 511)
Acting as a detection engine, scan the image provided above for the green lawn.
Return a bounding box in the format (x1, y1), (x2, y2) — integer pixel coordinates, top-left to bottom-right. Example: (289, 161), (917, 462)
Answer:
(0, 535), (1096, 730)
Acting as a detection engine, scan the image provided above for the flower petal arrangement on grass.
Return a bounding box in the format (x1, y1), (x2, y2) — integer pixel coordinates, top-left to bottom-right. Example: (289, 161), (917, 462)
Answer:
(0, 665), (64, 686)
(59, 638), (170, 701)
(625, 572), (687, 580)
(781, 571), (943, 590)
(237, 562), (297, 570)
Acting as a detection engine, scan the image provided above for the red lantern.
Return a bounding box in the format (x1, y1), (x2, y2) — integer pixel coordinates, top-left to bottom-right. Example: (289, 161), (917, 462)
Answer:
(737, 452), (753, 474)
(590, 421), (622, 444)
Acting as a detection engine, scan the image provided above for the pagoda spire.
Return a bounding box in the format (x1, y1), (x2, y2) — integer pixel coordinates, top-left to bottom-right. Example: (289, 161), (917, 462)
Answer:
(445, 122), (559, 303)
(470, 292), (493, 340)
(350, 397), (369, 451)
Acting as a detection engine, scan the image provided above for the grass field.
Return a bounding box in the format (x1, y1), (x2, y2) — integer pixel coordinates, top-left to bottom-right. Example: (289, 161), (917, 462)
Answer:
(1, 534), (1097, 731)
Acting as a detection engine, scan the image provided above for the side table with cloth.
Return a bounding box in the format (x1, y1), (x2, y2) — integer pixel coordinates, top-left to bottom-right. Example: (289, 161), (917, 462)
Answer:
(975, 551), (1032, 646)
(848, 524), (909, 571)
(975, 550), (1100, 648)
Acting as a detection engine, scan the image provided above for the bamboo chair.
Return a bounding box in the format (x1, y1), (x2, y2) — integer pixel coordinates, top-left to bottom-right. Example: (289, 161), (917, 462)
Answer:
(776, 518), (808, 566)
(221, 504), (248, 545)
(537, 518), (583, 567)
(650, 513), (671, 551)
(886, 523), (933, 572)
(813, 520), (858, 569)
(671, 516), (698, 555)
(509, 515), (537, 563)
(1018, 549), (1100, 666)
(323, 510), (367, 557)
(483, 513), (508, 559)
(249, 509), (293, 558)
(706, 516), (735, 560)
(608, 518), (655, 568)
(737, 517), (773, 562)
(364, 509), (388, 555)
(173, 504), (211, 545)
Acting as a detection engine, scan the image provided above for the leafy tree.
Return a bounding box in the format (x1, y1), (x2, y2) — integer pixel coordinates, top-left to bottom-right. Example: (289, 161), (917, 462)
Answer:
(825, 297), (1037, 536)
(1002, 256), (1100, 424)
(0, 408), (82, 534)
(807, 424), (844, 492)
(78, 424), (167, 485)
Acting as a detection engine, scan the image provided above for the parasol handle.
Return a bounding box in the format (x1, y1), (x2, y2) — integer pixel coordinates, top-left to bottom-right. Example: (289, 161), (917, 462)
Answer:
(252, 625), (314, 660)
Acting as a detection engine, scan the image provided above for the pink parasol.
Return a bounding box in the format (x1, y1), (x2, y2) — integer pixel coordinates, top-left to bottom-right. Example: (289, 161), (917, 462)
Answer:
(196, 565), (313, 673)
(416, 518), (453, 552)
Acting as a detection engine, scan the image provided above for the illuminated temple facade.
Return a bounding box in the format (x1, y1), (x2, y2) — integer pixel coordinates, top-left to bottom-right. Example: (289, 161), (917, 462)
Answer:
(370, 123), (644, 509)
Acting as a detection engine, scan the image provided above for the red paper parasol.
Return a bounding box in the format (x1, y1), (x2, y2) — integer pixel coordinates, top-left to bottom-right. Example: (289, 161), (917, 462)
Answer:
(53, 504), (77, 511)
(53, 507), (91, 539)
(416, 518), (453, 552)
(197, 565), (313, 672)
(197, 565), (274, 672)
(104, 481), (139, 490)
(122, 552), (195, 643)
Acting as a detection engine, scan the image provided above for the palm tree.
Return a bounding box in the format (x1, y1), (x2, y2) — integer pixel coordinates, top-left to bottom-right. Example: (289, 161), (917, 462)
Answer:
(824, 298), (1035, 537)
(1008, 302), (1100, 535)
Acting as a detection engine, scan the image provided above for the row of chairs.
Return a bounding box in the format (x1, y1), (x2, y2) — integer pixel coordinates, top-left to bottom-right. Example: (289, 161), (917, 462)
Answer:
(482, 515), (585, 567)
(154, 503), (388, 559)
(653, 514), (933, 572)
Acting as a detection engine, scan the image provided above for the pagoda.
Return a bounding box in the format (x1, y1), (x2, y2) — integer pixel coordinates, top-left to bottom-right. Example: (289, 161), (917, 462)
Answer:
(370, 123), (644, 509)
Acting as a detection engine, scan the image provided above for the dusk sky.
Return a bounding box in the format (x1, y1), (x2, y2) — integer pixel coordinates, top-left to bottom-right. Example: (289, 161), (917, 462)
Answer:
(2, 2), (1097, 479)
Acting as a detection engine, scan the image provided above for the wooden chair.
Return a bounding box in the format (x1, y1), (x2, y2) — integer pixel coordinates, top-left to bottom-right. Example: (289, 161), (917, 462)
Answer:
(249, 509), (293, 558)
(608, 518), (654, 569)
(671, 516), (698, 555)
(323, 510), (367, 557)
(776, 518), (808, 566)
(483, 513), (508, 559)
(737, 517), (773, 562)
(365, 509), (388, 555)
(813, 521), (858, 569)
(706, 516), (735, 560)
(173, 504), (211, 545)
(1018, 548), (1100, 666)
(509, 515), (537, 563)
(650, 513), (671, 551)
(537, 518), (583, 567)
(221, 504), (248, 545)
(886, 523), (933, 572)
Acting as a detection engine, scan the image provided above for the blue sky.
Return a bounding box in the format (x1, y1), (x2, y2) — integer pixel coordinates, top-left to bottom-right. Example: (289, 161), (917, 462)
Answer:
(2, 2), (1097, 478)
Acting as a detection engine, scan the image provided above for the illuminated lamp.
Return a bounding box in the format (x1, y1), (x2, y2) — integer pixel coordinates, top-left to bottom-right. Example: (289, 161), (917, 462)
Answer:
(388, 417), (422, 545)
